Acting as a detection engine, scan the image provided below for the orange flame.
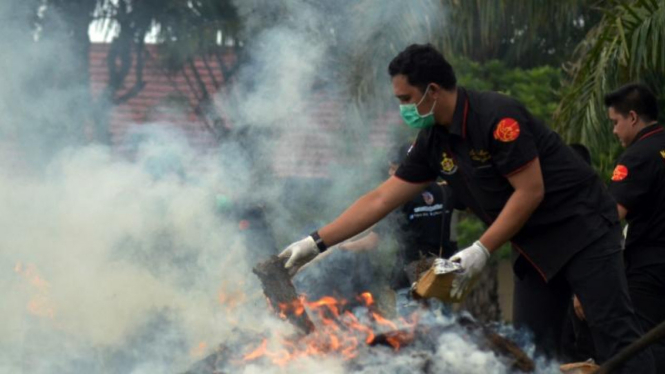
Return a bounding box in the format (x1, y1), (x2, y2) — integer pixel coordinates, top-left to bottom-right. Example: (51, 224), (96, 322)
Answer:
(243, 339), (268, 360)
(218, 280), (246, 311)
(190, 341), (208, 358)
(241, 291), (417, 366)
(15, 262), (56, 319)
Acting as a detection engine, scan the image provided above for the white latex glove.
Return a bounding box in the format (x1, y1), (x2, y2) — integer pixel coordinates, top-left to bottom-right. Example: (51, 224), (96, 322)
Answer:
(278, 236), (320, 276)
(449, 241), (490, 299)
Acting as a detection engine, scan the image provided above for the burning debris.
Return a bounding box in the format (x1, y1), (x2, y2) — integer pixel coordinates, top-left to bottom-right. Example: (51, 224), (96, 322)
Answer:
(14, 262), (57, 320)
(252, 256), (316, 334)
(183, 293), (536, 373)
(183, 257), (536, 374)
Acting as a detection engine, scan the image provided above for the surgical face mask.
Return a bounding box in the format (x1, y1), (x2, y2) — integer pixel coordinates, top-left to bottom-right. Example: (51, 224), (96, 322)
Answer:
(399, 85), (436, 129)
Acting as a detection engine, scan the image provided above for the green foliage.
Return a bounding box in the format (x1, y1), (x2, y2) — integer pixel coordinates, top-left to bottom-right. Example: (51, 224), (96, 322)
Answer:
(348, 0), (595, 112)
(435, 0), (598, 68)
(456, 212), (485, 249)
(453, 58), (563, 122)
(555, 0), (665, 178)
(456, 212), (511, 260)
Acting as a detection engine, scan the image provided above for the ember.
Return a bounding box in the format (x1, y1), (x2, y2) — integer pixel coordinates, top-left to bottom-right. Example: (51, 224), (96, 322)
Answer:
(184, 290), (535, 374)
(14, 262), (57, 320)
(180, 256), (537, 374)
(240, 292), (418, 365)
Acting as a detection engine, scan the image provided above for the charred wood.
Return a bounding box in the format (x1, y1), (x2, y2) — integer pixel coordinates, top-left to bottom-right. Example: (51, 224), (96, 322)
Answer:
(458, 316), (534, 372)
(595, 319), (665, 374)
(183, 344), (230, 374)
(252, 256), (315, 334)
(369, 317), (534, 373)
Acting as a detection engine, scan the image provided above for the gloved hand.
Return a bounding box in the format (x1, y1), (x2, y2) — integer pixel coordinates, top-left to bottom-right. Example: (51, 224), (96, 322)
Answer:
(450, 241), (490, 299)
(278, 236), (320, 276)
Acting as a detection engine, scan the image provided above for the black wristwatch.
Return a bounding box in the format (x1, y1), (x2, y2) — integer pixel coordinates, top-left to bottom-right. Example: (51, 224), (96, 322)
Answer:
(310, 230), (328, 253)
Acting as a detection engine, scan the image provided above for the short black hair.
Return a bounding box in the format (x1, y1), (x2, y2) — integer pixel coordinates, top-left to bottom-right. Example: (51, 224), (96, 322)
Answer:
(388, 44), (457, 92)
(603, 83), (658, 122)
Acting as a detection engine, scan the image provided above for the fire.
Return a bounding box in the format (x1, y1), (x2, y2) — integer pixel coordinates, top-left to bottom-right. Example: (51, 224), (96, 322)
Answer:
(217, 280), (246, 311)
(14, 262), (56, 319)
(241, 291), (417, 366)
(190, 341), (208, 358)
(243, 339), (268, 360)
(217, 280), (250, 325)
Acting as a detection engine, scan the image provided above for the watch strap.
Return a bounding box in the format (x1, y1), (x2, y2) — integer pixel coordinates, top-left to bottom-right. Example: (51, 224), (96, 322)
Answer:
(310, 231), (328, 253)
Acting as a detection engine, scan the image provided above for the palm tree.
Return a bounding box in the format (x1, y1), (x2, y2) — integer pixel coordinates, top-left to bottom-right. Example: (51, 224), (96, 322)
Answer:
(554, 0), (665, 178)
(345, 0), (596, 106)
(434, 0), (597, 67)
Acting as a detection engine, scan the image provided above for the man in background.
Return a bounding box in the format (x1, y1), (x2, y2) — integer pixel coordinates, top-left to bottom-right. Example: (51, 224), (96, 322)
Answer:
(605, 83), (665, 372)
(338, 143), (459, 314)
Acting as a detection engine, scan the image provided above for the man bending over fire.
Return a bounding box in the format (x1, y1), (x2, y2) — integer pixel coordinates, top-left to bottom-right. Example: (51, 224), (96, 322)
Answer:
(279, 44), (655, 372)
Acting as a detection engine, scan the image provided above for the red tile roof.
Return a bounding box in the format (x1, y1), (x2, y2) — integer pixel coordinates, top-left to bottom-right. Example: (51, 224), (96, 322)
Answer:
(271, 95), (400, 179)
(89, 43), (236, 153)
(89, 43), (399, 178)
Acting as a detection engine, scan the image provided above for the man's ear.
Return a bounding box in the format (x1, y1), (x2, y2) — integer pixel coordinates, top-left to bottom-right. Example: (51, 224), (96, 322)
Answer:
(429, 83), (442, 99)
(629, 110), (639, 125)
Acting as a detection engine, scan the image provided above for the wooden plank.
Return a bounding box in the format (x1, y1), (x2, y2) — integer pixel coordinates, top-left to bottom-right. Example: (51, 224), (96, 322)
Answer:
(252, 256), (315, 334)
(369, 316), (534, 373)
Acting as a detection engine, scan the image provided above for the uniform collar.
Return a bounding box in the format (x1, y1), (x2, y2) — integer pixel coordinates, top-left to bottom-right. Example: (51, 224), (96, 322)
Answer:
(631, 123), (664, 146)
(448, 87), (469, 138)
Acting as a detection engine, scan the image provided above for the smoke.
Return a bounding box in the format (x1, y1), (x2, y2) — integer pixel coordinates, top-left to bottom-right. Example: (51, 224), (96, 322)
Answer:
(1, 138), (275, 371)
(224, 0), (451, 241)
(0, 0), (554, 373)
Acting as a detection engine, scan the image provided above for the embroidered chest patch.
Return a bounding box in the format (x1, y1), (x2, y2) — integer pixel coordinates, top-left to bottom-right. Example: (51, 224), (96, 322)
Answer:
(441, 151), (458, 175)
(470, 149), (491, 163)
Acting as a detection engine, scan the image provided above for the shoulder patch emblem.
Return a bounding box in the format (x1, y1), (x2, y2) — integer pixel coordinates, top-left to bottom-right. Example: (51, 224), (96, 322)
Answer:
(612, 164), (629, 181)
(660, 150), (665, 159)
(493, 118), (520, 142)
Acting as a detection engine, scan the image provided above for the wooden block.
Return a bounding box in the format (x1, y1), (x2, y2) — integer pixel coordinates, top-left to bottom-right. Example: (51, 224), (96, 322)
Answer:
(413, 258), (471, 303)
(252, 256), (315, 334)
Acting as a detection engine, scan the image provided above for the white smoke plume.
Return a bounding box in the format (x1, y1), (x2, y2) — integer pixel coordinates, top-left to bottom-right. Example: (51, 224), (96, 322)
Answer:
(0, 0), (557, 373)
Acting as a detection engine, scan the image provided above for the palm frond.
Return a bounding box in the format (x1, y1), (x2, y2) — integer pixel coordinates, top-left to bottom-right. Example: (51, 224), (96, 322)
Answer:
(347, 0), (595, 107)
(554, 0), (665, 178)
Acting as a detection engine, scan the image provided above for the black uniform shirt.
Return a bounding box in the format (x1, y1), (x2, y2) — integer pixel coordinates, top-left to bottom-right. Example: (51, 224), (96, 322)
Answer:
(609, 124), (665, 266)
(398, 182), (456, 262)
(395, 87), (619, 280)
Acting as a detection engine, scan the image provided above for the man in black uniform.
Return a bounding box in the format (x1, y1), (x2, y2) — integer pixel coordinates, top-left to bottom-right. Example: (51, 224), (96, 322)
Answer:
(334, 144), (457, 290)
(380, 144), (458, 290)
(278, 44), (654, 372)
(331, 145), (458, 316)
(605, 83), (665, 372)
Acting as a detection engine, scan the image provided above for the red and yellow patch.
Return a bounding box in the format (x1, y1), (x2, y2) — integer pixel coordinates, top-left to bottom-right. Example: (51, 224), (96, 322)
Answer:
(611, 165), (629, 181)
(493, 118), (520, 142)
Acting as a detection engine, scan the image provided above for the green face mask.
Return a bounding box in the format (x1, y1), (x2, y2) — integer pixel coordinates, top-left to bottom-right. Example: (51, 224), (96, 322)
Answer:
(399, 85), (436, 129)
